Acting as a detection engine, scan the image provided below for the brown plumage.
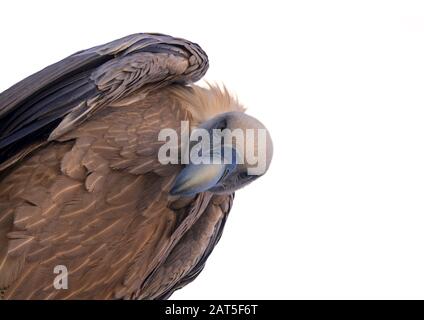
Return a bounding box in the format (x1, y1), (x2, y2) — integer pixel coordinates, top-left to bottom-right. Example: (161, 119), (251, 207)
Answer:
(0, 33), (272, 299)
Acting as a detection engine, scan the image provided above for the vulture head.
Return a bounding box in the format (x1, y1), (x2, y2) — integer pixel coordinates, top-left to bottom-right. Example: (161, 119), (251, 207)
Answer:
(170, 110), (273, 196)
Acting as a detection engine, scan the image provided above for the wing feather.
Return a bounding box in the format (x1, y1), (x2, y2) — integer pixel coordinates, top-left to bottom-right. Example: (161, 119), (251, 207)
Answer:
(0, 33), (208, 166)
(139, 194), (234, 299)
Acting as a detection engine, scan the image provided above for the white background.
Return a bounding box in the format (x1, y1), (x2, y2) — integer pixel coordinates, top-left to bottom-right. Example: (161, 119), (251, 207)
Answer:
(1, 0), (424, 299)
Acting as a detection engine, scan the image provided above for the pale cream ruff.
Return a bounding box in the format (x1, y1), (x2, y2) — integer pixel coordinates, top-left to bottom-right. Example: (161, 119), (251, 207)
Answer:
(167, 83), (245, 125)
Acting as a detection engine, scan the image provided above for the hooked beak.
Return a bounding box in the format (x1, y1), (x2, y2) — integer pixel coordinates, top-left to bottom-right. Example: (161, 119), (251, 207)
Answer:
(169, 149), (237, 197)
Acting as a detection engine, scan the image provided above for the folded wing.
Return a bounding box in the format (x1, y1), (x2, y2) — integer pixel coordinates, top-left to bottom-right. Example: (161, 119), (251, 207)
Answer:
(0, 33), (208, 166)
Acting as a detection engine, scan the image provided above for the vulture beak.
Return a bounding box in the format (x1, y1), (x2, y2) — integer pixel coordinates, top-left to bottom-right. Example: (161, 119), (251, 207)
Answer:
(170, 147), (238, 197)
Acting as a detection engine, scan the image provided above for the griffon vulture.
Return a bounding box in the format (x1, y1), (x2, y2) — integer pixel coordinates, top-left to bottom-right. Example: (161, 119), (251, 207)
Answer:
(0, 33), (273, 299)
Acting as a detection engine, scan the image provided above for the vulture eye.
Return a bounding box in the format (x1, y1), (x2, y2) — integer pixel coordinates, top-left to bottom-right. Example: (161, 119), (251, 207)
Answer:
(215, 119), (227, 131)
